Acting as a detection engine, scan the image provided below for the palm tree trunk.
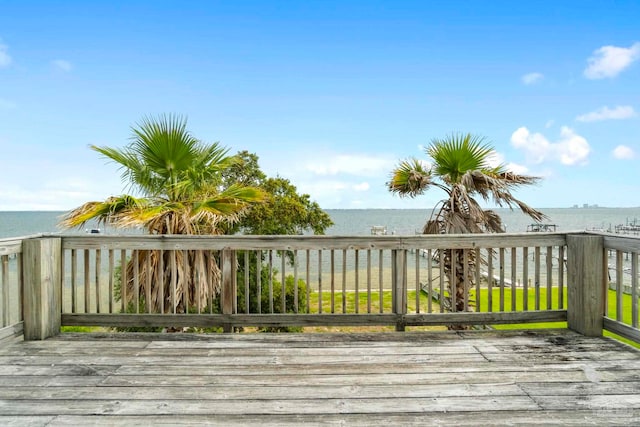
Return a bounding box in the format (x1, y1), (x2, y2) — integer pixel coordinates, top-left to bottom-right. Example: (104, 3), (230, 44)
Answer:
(442, 249), (476, 330)
(124, 249), (222, 313)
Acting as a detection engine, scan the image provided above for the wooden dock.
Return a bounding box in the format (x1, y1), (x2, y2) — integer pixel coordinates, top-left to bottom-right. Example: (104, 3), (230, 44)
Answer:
(1, 329), (639, 426)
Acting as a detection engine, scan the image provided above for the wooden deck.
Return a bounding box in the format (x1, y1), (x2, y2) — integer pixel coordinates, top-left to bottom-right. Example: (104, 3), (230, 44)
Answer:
(0, 330), (640, 425)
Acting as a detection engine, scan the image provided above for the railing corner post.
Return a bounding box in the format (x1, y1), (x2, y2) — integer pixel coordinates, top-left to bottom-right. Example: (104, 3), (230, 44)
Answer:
(392, 249), (407, 331)
(566, 234), (605, 337)
(221, 249), (236, 333)
(22, 237), (62, 340)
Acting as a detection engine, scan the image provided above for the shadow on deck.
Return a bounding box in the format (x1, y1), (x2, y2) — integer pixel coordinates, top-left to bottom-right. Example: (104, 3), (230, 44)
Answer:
(0, 329), (639, 426)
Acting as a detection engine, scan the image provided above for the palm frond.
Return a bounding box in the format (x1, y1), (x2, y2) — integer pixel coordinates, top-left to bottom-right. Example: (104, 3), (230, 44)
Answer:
(428, 133), (493, 183)
(388, 158), (432, 198)
(59, 195), (146, 229)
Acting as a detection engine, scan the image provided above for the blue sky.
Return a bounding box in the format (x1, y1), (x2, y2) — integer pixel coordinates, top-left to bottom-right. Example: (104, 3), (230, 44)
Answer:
(0, 0), (638, 211)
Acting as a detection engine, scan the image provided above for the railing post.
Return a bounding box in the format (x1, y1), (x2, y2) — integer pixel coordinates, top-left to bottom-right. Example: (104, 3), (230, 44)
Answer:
(221, 249), (236, 333)
(22, 237), (62, 340)
(567, 234), (605, 336)
(392, 249), (407, 331)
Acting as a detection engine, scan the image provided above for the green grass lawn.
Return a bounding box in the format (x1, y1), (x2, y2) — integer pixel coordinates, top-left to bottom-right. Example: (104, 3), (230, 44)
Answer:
(308, 287), (639, 347)
(472, 287), (640, 348)
(62, 286), (640, 349)
(307, 290), (435, 314)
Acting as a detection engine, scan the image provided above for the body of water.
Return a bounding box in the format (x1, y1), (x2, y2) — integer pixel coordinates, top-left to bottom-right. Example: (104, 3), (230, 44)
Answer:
(1, 207), (640, 239)
(325, 207), (640, 236)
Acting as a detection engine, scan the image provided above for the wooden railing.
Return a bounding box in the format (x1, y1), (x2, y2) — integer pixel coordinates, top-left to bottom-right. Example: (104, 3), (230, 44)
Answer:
(0, 237), (25, 340)
(602, 234), (640, 342)
(6, 232), (640, 342)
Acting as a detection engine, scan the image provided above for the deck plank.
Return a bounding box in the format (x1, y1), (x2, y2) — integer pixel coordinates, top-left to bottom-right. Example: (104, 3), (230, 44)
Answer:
(0, 330), (639, 425)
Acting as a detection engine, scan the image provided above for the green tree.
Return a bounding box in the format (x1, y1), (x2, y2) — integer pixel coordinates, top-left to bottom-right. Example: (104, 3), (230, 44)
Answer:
(221, 151), (329, 331)
(236, 256), (308, 315)
(388, 133), (545, 314)
(60, 114), (265, 313)
(222, 151), (333, 235)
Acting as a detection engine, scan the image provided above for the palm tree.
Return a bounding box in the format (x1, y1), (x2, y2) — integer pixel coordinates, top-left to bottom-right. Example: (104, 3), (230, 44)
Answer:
(388, 133), (545, 314)
(60, 114), (265, 313)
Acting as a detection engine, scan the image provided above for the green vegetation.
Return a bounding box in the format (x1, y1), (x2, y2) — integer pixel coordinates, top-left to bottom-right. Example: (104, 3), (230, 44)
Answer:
(61, 326), (106, 333)
(60, 114), (265, 314)
(307, 290), (433, 314)
(237, 263), (309, 332)
(222, 151), (333, 235)
(471, 286), (566, 311)
(59, 115), (334, 321)
(388, 133), (544, 314)
(471, 287), (567, 329)
(473, 287), (640, 348)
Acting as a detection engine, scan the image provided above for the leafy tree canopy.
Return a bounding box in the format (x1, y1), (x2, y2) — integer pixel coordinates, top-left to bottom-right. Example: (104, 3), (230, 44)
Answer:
(222, 151), (333, 235)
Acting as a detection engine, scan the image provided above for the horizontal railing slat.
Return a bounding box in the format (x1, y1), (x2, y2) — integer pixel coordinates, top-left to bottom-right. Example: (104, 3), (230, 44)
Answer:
(603, 235), (640, 252)
(62, 310), (567, 328)
(603, 317), (640, 343)
(0, 322), (23, 342)
(60, 233), (568, 251)
(404, 310), (567, 326)
(0, 240), (22, 256)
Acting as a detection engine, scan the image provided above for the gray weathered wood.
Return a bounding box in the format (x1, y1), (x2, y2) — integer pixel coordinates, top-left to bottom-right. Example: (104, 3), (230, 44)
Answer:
(1, 254), (9, 326)
(0, 330), (638, 425)
(22, 237), (61, 340)
(567, 234), (605, 336)
(61, 313), (403, 328)
(1, 412), (640, 427)
(221, 249), (235, 332)
(61, 310), (567, 329)
(604, 318), (640, 343)
(633, 251), (638, 328)
(403, 310), (567, 326)
(0, 322), (23, 342)
(0, 238), (22, 256)
(60, 232), (567, 252)
(7, 232), (637, 348)
(602, 234), (640, 252)
(391, 249), (406, 331)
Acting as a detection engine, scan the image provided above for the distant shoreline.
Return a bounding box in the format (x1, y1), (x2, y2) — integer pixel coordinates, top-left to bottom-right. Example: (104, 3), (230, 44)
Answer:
(1, 206), (640, 213)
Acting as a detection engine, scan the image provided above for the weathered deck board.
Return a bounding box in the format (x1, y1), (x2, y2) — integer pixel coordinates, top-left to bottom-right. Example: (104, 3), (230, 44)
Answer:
(2, 412), (640, 427)
(0, 330), (639, 426)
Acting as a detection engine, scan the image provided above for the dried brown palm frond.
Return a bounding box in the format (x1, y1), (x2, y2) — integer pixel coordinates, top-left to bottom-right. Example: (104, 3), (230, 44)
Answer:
(60, 115), (266, 316)
(400, 133), (547, 322)
(124, 248), (222, 313)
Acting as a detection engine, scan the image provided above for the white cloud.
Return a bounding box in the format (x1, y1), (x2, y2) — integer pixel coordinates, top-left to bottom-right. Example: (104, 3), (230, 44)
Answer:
(576, 105), (637, 122)
(305, 154), (395, 177)
(0, 40), (11, 68)
(510, 126), (590, 166)
(505, 162), (529, 175)
(556, 127), (590, 165)
(510, 127), (551, 164)
(353, 182), (370, 191)
(584, 42), (640, 79)
(521, 72), (543, 85)
(294, 179), (348, 205)
(486, 151), (505, 168)
(612, 145), (635, 160)
(488, 151), (530, 174)
(52, 59), (73, 72)
(545, 120), (554, 129)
